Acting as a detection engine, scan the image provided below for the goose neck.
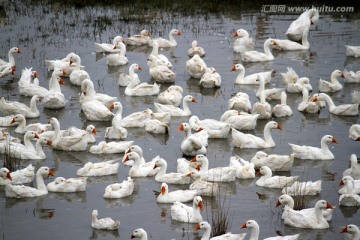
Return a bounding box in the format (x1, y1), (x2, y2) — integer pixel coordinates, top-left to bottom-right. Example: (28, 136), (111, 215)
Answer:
(249, 225), (260, 240)
(201, 226), (211, 240)
(320, 94), (336, 111)
(263, 41), (273, 57)
(35, 140), (46, 159)
(49, 75), (61, 92)
(15, 118), (26, 132)
(36, 171), (47, 193)
(345, 179), (354, 194)
(263, 124), (275, 146)
(182, 99), (192, 115)
(30, 97), (39, 113)
(168, 32), (177, 45)
(8, 50), (15, 67)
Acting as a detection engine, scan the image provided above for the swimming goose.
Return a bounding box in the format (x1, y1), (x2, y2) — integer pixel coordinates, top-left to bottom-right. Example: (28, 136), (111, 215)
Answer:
(0, 95), (41, 118)
(312, 93), (359, 116)
(188, 115), (231, 139)
(153, 157), (191, 184)
(318, 70), (344, 93)
(220, 110), (259, 130)
(241, 39), (277, 62)
(228, 92), (252, 112)
(145, 29), (181, 48)
(251, 151), (294, 171)
(89, 140), (134, 154)
(343, 154), (360, 180)
(349, 125), (360, 141)
(77, 159), (120, 177)
(107, 41), (128, 66)
(231, 64), (272, 85)
(170, 195), (203, 223)
(272, 92), (293, 117)
(186, 54), (207, 78)
(256, 166), (299, 188)
(118, 62), (141, 87)
(199, 67), (221, 88)
(188, 40), (206, 57)
(148, 40), (172, 69)
(12, 114), (51, 134)
(0, 164), (34, 185)
(43, 70), (66, 109)
(280, 67), (312, 93)
(297, 88), (320, 113)
(157, 182), (198, 203)
(147, 55), (176, 83)
(154, 95), (196, 117)
(0, 47), (21, 71)
(274, 28), (310, 50)
(281, 180), (322, 196)
(125, 64), (160, 96)
(256, 74), (282, 100)
(179, 123), (208, 156)
(103, 176), (134, 198)
(195, 221), (247, 240)
(91, 209), (120, 230)
(252, 90), (272, 119)
(123, 152), (158, 177)
(233, 29), (255, 53)
(47, 176), (87, 192)
(339, 176), (360, 206)
(157, 85), (183, 107)
(81, 78), (117, 107)
(343, 69), (360, 83)
(95, 35), (124, 53)
(126, 30), (150, 46)
(18, 67), (48, 97)
(189, 171), (219, 196)
(345, 45), (360, 57)
(80, 92), (114, 121)
(69, 54), (90, 86)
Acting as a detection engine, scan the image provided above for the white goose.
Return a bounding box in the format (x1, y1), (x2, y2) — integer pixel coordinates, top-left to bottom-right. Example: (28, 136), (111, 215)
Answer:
(318, 70), (344, 93)
(0, 115), (18, 127)
(188, 40), (205, 57)
(233, 29), (255, 53)
(272, 92), (293, 117)
(49, 117), (96, 151)
(256, 74), (282, 100)
(12, 114), (51, 134)
(312, 93), (359, 116)
(119, 109), (152, 128)
(281, 180), (322, 196)
(349, 125), (360, 141)
(251, 151), (294, 171)
(125, 64), (160, 96)
(0, 164), (34, 185)
(339, 177), (360, 195)
(43, 70), (66, 109)
(241, 39), (277, 62)
(252, 90), (272, 119)
(276, 194), (332, 221)
(339, 176), (360, 206)
(188, 115), (230, 139)
(280, 67), (312, 93)
(231, 64), (272, 85)
(240, 219), (300, 240)
(18, 67), (48, 97)
(273, 28), (310, 50)
(0, 66), (14, 78)
(220, 110), (259, 130)
(47, 176), (87, 192)
(123, 152), (158, 177)
(179, 123), (208, 156)
(232, 121), (282, 149)
(148, 40), (172, 69)
(0, 130), (38, 153)
(229, 155), (256, 179)
(286, 8), (319, 41)
(228, 92), (251, 113)
(77, 159), (120, 177)
(103, 176), (134, 198)
(282, 200), (334, 229)
(194, 221), (247, 240)
(69, 54), (90, 86)
(345, 45), (360, 57)
(0, 47), (21, 71)
(91, 209), (120, 230)
(0, 95), (41, 118)
(154, 95), (196, 117)
(95, 35), (124, 53)
(256, 166), (299, 188)
(343, 154), (360, 180)
(157, 85), (183, 107)
(131, 228), (149, 239)
(40, 124), (97, 143)
(341, 225), (360, 240)
(106, 41), (128, 66)
(297, 88), (320, 113)
(145, 29), (181, 48)
(122, 145), (151, 166)
(176, 157), (199, 174)
(343, 69), (360, 83)
(199, 67), (221, 88)
(145, 119), (169, 134)
(189, 171), (219, 197)
(153, 157), (191, 184)
(80, 92), (114, 121)
(157, 182), (198, 203)
(118, 62), (141, 87)
(45, 52), (84, 74)
(0, 168), (13, 185)
(4, 166), (55, 198)
(170, 195), (203, 223)
(81, 79), (117, 107)
(147, 54), (176, 83)
(126, 30), (150, 46)
(89, 140), (134, 154)
(186, 54), (207, 78)
(105, 102), (127, 140)
(192, 154), (237, 182)
(289, 135), (338, 160)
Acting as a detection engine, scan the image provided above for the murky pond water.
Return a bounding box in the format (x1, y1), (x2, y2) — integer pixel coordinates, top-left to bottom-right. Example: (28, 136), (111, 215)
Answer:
(0, 1), (360, 239)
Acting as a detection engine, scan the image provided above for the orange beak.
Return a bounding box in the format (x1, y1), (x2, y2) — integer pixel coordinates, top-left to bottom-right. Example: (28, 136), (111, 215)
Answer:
(177, 31), (182, 36)
(277, 124), (283, 130)
(198, 127), (204, 131)
(10, 118), (16, 124)
(17, 49), (22, 54)
(276, 200), (281, 208)
(196, 165), (201, 171)
(326, 202), (334, 209)
(138, 66), (142, 71)
(273, 41), (278, 46)
(341, 226), (348, 233)
(332, 137), (339, 144)
(194, 224), (201, 231)
(190, 156), (197, 162)
(109, 103), (115, 110)
(178, 124), (184, 132)
(48, 170), (55, 177)
(47, 140), (52, 146)
(161, 186), (166, 195)
(34, 133), (40, 139)
(231, 66), (236, 71)
(6, 172), (12, 181)
(123, 155), (130, 163)
(62, 70), (68, 75)
(59, 77), (65, 85)
(34, 71), (39, 78)
(92, 129), (97, 135)
(233, 32), (239, 37)
(122, 39), (126, 44)
(312, 97), (318, 102)
(240, 223), (247, 229)
(339, 180), (344, 186)
(11, 67), (16, 75)
(198, 200), (203, 211)
(192, 98), (197, 103)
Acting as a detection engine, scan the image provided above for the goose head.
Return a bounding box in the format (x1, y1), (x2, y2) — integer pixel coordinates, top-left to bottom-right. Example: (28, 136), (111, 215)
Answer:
(86, 125), (97, 135)
(193, 196), (204, 211)
(0, 167), (12, 181)
(38, 166), (55, 178)
(170, 29), (182, 36)
(240, 219), (259, 230)
(321, 135), (338, 144)
(140, 29), (150, 37)
(276, 194), (292, 207)
(194, 221), (211, 231)
(131, 228), (147, 239)
(10, 47), (22, 55)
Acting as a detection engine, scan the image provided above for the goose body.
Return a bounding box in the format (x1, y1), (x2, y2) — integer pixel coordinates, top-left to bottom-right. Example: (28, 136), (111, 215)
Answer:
(80, 92), (114, 121)
(189, 115), (231, 139)
(43, 71), (66, 109)
(349, 125), (360, 142)
(81, 79), (117, 107)
(252, 90), (272, 119)
(272, 92), (293, 117)
(312, 92), (359, 115)
(281, 180), (322, 196)
(155, 95), (196, 117)
(273, 28), (310, 50)
(179, 123), (207, 156)
(145, 29), (181, 48)
(125, 64), (160, 96)
(18, 68), (48, 97)
(157, 182), (198, 203)
(228, 92), (252, 113)
(189, 171), (219, 196)
(148, 40), (172, 69)
(186, 54), (207, 78)
(343, 154), (360, 180)
(0, 164), (34, 185)
(123, 152), (158, 177)
(89, 140), (133, 154)
(251, 151), (294, 171)
(103, 177), (134, 198)
(229, 155), (256, 179)
(281, 67), (312, 93)
(0, 95), (41, 118)
(286, 9), (319, 41)
(0, 47), (21, 71)
(339, 176), (360, 206)
(199, 67), (221, 88)
(77, 159), (120, 177)
(297, 88), (320, 113)
(95, 35), (123, 53)
(106, 41), (128, 66)
(188, 40), (205, 57)
(195, 221), (246, 240)
(343, 69), (360, 83)
(118, 62), (141, 87)
(232, 121), (282, 149)
(256, 166), (299, 188)
(126, 30), (150, 46)
(147, 55), (176, 83)
(157, 85), (183, 107)
(318, 70), (344, 93)
(289, 135), (338, 160)
(345, 45), (360, 57)
(144, 119), (169, 134)
(47, 177), (87, 192)
(241, 39), (277, 62)
(231, 64), (272, 85)
(119, 109), (152, 128)
(170, 195), (203, 223)
(220, 110), (259, 130)
(69, 54), (90, 86)
(256, 74), (283, 100)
